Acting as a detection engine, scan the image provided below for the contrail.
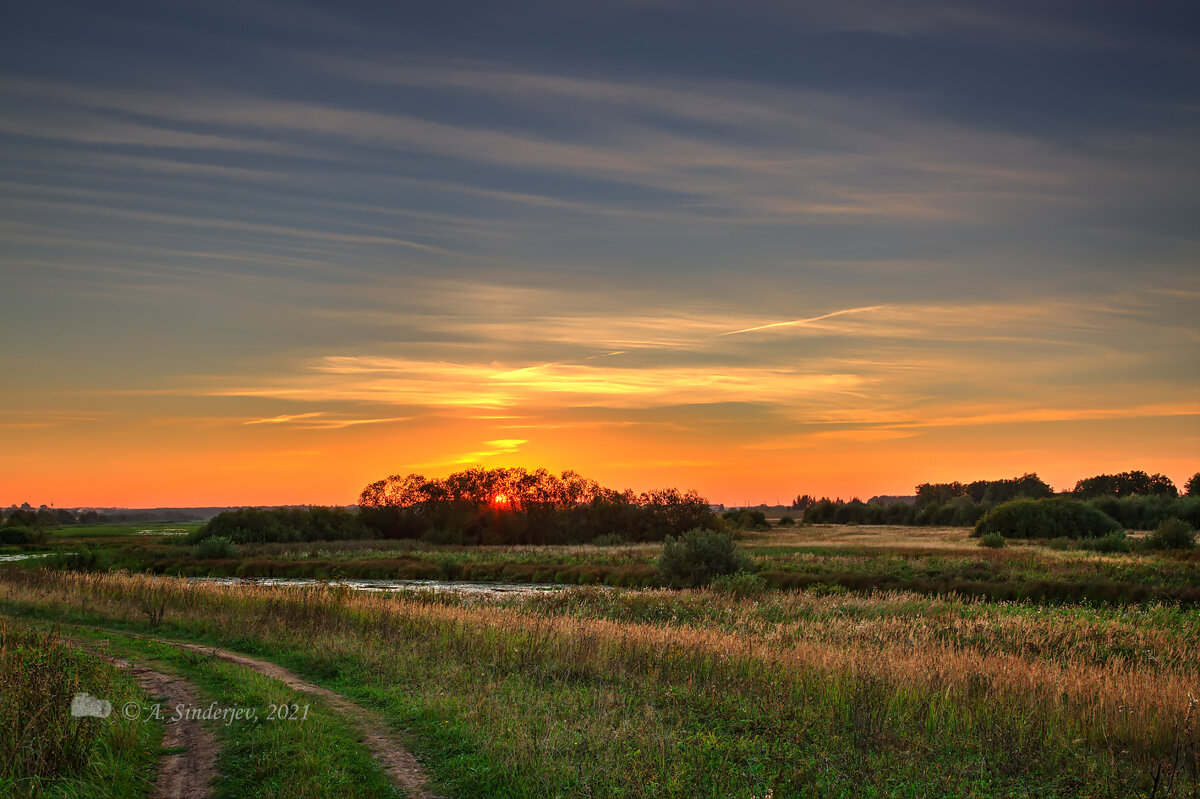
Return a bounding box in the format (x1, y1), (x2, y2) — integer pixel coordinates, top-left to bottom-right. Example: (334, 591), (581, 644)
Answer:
(720, 305), (884, 336)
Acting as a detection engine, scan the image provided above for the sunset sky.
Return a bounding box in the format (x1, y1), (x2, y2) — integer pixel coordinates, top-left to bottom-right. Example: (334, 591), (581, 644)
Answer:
(2, 1), (1198, 507)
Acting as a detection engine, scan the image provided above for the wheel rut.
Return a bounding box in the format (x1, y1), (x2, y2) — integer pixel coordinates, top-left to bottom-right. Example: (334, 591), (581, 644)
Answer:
(88, 629), (440, 799)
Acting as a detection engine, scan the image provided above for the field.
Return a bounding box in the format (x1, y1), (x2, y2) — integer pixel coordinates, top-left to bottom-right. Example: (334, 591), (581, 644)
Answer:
(1, 522), (1198, 797)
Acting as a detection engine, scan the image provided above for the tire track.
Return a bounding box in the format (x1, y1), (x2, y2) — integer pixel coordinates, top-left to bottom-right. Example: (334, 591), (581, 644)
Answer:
(95, 631), (440, 799)
(83, 644), (219, 799)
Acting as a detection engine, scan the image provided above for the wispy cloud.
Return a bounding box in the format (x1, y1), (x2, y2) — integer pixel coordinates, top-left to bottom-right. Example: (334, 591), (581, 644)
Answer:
(721, 305), (884, 336)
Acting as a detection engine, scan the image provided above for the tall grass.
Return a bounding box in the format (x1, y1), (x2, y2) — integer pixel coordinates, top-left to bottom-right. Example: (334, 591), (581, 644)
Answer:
(0, 617), (157, 798)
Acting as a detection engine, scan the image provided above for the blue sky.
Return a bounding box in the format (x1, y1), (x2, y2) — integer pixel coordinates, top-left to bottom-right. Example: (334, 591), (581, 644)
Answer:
(1, 1), (1197, 505)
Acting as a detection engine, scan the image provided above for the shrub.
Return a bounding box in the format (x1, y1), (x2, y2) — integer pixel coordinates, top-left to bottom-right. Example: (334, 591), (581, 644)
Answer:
(46, 548), (110, 572)
(192, 536), (239, 559)
(721, 509), (769, 530)
(591, 533), (624, 546)
(777, 515), (795, 527)
(0, 527), (31, 545)
(1145, 519), (1196, 550)
(658, 528), (751, 588)
(978, 532), (1005, 549)
(421, 527), (465, 546)
(973, 498), (1120, 539)
(710, 571), (767, 597)
(1083, 530), (1131, 553)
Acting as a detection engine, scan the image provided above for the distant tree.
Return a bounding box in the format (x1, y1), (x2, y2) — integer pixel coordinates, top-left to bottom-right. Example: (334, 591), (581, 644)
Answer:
(5, 509), (37, 528)
(1073, 471), (1177, 499)
(914, 482), (967, 508)
(791, 494), (815, 511)
(1186, 472), (1200, 497)
(966, 473), (1053, 503)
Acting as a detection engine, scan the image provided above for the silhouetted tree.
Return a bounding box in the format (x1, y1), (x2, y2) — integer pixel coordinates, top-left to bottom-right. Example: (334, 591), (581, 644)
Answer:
(1072, 471), (1177, 499)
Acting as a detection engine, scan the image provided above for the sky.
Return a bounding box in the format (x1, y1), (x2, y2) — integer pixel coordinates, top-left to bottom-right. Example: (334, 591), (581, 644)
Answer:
(1, 0), (1198, 507)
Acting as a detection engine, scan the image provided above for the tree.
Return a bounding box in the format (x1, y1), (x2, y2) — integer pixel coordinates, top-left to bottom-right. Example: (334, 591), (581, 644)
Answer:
(1072, 471), (1177, 499)
(1185, 472), (1200, 497)
(914, 482), (967, 508)
(791, 494), (815, 511)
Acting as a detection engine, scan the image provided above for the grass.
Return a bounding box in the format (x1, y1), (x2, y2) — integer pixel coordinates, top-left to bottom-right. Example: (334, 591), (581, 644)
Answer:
(1, 569), (1197, 797)
(0, 617), (160, 798)
(58, 629), (402, 799)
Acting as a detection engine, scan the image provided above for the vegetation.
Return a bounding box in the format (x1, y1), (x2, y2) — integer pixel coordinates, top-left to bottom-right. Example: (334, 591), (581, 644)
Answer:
(0, 618), (158, 798)
(916, 472), (1053, 506)
(1073, 471), (1179, 499)
(191, 507), (368, 545)
(1, 570), (1197, 797)
(721, 508), (769, 530)
(1146, 519), (1197, 551)
(657, 528), (751, 587)
(193, 535), (240, 559)
(357, 467), (717, 545)
(978, 532), (1005, 548)
(68, 629), (400, 799)
(974, 498), (1121, 540)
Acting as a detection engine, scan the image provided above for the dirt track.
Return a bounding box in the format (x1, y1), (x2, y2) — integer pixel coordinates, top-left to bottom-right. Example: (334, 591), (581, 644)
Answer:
(93, 631), (438, 798)
(103, 654), (219, 799)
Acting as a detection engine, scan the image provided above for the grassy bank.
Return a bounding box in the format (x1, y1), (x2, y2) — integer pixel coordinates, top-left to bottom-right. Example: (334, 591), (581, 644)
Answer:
(1, 569), (1197, 797)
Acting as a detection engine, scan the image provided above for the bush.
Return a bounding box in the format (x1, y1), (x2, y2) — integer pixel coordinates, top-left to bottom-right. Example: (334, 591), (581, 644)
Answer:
(973, 498), (1120, 539)
(591, 533), (624, 546)
(421, 527), (465, 546)
(1083, 530), (1131, 553)
(978, 532), (1005, 548)
(0, 527), (31, 545)
(777, 515), (795, 527)
(192, 536), (239, 559)
(1087, 495), (1200, 530)
(658, 528), (751, 588)
(46, 548), (110, 572)
(1144, 519), (1196, 550)
(721, 509), (769, 530)
(710, 571), (767, 597)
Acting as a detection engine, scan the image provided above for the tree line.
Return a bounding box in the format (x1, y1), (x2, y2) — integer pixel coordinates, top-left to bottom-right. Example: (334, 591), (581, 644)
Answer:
(191, 467), (717, 546)
(790, 470), (1200, 528)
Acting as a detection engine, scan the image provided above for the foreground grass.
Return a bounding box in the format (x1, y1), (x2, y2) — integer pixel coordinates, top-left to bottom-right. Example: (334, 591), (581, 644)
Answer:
(0, 618), (159, 799)
(2, 569), (1197, 797)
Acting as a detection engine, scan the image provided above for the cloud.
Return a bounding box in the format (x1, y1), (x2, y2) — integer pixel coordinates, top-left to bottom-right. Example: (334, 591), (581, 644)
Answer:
(721, 305), (884, 336)
(242, 412), (410, 429)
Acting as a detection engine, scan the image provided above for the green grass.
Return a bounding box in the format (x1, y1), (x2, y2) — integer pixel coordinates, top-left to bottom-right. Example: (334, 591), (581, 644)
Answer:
(0, 618), (160, 799)
(44, 626), (403, 799)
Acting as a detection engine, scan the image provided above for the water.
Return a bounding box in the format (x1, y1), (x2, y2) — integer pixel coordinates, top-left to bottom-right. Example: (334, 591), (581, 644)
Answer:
(188, 576), (575, 597)
(0, 553), (53, 563)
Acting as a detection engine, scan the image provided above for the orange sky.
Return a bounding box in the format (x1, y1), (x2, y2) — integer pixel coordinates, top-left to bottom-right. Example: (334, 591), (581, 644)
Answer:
(2, 5), (1199, 507)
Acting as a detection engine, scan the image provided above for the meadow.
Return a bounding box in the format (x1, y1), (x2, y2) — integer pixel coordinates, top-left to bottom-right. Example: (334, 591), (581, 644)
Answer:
(2, 518), (1198, 797)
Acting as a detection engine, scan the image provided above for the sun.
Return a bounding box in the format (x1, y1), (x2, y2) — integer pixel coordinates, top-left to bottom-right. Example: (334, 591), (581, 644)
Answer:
(493, 493), (509, 506)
